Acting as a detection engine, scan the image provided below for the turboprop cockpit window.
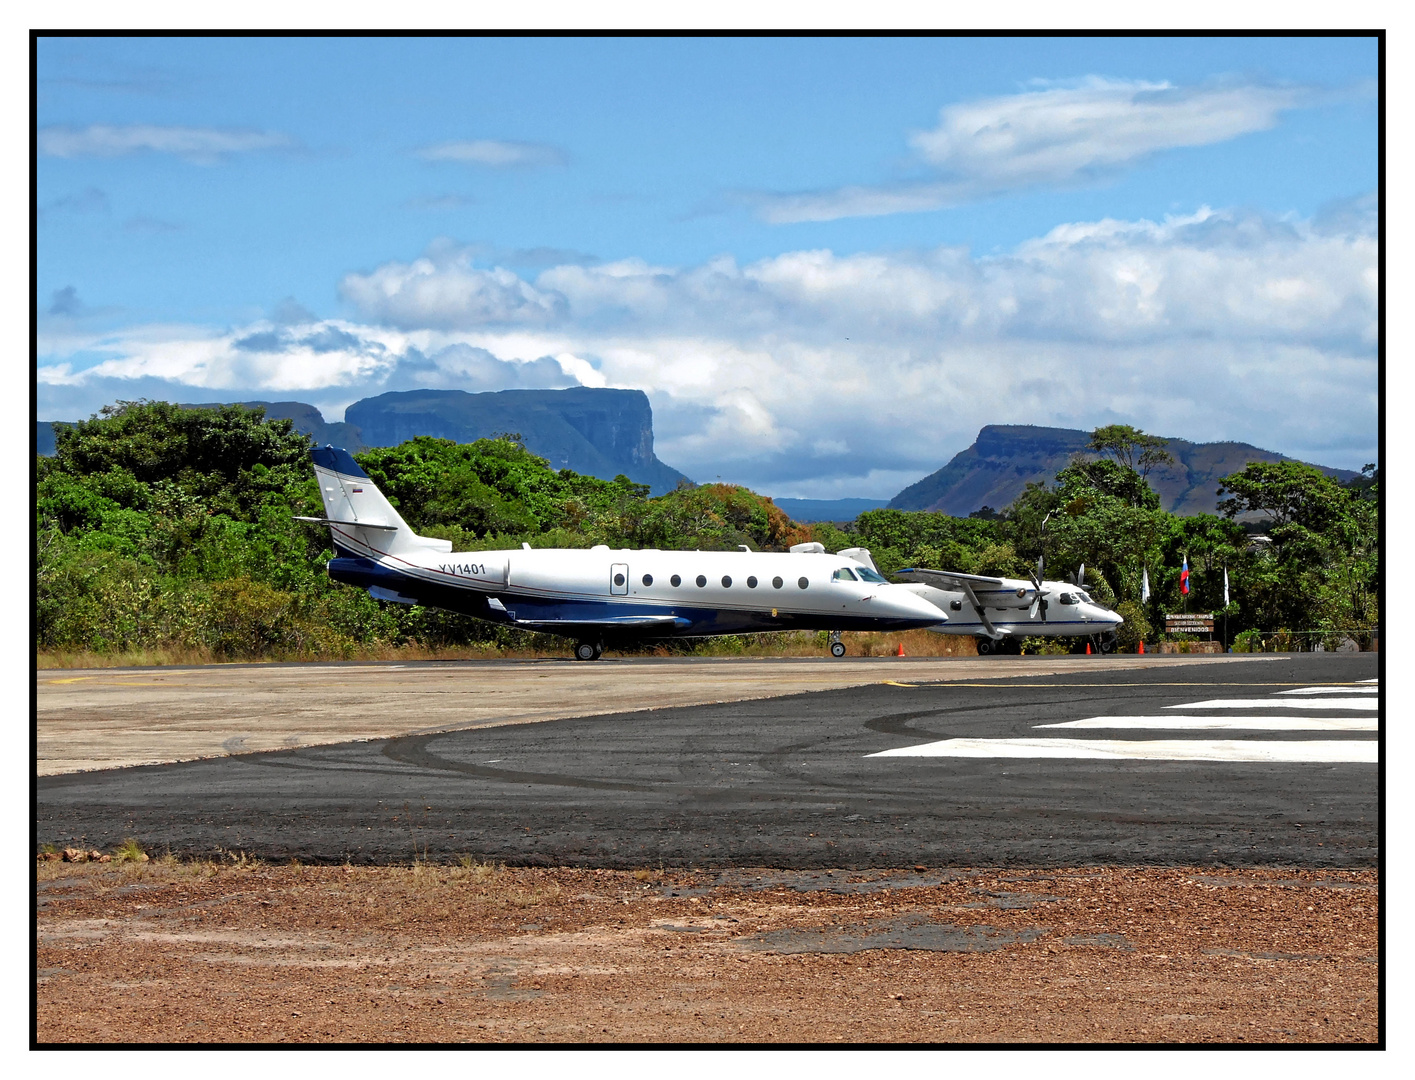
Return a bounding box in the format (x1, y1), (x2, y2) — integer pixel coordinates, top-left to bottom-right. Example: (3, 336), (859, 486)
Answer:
(854, 566), (887, 584)
(832, 568), (858, 582)
(1059, 593), (1079, 605)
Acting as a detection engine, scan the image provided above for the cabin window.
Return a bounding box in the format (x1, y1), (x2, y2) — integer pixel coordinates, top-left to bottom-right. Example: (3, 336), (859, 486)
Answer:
(613, 573), (626, 587)
(747, 576), (758, 588)
(832, 567), (858, 582)
(696, 575), (707, 588)
(721, 575), (732, 588)
(671, 575), (681, 587)
(772, 576), (784, 589)
(642, 574), (653, 586)
(950, 599), (962, 611)
(798, 577), (809, 590)
(855, 566), (887, 583)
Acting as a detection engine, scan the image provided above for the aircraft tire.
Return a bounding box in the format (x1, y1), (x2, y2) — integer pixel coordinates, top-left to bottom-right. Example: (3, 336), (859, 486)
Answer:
(574, 642), (599, 661)
(975, 637), (995, 656)
(830, 641), (847, 658)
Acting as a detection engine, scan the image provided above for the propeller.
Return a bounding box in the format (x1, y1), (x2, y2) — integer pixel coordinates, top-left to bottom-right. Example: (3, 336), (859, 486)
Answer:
(1028, 570), (1050, 622)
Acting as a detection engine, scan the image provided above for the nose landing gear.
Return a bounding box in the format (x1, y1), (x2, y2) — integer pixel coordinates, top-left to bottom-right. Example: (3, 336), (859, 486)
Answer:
(828, 631), (846, 658)
(574, 641), (604, 661)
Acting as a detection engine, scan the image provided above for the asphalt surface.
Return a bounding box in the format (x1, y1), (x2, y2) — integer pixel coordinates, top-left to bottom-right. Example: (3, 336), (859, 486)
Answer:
(37, 654), (1379, 869)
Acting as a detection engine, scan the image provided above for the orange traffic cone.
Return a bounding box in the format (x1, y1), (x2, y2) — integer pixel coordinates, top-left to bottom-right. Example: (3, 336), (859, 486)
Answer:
(897, 643), (905, 657)
(1138, 640), (1145, 655)
(1085, 642), (1092, 655)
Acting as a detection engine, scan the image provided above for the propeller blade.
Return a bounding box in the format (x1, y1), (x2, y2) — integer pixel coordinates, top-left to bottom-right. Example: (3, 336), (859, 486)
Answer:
(1077, 562), (1085, 587)
(1028, 569), (1047, 621)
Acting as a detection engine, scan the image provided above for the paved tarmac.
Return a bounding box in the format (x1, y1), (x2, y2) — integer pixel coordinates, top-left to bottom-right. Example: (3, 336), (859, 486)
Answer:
(39, 653), (1243, 775)
(37, 654), (1377, 869)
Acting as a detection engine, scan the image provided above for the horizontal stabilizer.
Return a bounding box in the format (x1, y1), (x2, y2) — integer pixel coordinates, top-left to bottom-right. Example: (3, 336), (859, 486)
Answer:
(368, 585), (419, 605)
(293, 515), (400, 532)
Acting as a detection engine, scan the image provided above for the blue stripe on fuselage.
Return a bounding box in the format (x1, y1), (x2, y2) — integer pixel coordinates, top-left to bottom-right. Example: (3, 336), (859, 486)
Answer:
(326, 557), (935, 638)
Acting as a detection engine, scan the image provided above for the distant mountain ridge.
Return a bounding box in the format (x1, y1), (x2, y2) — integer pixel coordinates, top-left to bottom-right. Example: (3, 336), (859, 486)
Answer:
(889, 425), (1361, 517)
(38, 387), (691, 496)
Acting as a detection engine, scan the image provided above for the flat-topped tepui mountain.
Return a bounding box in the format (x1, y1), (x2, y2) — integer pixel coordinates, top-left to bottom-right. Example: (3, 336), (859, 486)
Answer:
(39, 387), (691, 496)
(345, 388), (689, 495)
(888, 424), (1361, 517)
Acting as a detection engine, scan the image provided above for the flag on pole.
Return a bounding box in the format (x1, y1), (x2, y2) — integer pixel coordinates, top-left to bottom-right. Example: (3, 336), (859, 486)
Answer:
(1141, 566), (1150, 603)
(1180, 556), (1190, 595)
(1223, 566), (1230, 607)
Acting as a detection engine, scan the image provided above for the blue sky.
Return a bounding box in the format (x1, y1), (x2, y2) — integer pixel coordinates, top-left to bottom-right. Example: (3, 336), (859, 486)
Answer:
(36, 35), (1378, 497)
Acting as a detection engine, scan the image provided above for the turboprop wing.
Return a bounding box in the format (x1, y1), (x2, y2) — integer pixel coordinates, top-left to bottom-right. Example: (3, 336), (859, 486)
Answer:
(895, 567), (1043, 639)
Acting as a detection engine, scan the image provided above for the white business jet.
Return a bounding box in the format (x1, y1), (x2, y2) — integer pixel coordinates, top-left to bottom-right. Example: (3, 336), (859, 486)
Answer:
(298, 447), (946, 659)
(895, 565), (1124, 655)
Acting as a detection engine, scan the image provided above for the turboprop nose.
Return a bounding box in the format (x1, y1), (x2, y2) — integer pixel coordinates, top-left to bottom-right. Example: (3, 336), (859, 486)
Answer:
(1096, 605), (1124, 627)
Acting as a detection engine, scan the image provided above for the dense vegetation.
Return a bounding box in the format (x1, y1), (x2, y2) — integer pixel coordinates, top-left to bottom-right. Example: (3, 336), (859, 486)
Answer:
(36, 403), (1378, 661)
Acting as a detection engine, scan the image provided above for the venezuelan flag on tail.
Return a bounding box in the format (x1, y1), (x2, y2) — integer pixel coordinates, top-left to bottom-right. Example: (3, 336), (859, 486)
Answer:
(1180, 556), (1190, 595)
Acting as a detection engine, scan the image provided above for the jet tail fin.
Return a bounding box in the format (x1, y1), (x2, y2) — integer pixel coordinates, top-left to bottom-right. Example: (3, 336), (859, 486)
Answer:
(307, 446), (451, 556)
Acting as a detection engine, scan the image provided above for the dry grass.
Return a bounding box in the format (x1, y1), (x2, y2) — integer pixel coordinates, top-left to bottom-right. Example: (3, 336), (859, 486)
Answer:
(37, 629), (976, 668)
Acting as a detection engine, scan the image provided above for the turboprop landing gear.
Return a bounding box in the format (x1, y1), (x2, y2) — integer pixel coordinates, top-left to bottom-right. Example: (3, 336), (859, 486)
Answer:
(1095, 631), (1117, 654)
(975, 636), (1019, 656)
(574, 641), (603, 661)
(828, 631), (846, 658)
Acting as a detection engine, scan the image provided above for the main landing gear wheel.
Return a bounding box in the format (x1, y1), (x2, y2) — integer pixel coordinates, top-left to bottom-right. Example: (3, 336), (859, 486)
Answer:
(828, 631), (846, 658)
(975, 637), (996, 656)
(574, 641), (603, 661)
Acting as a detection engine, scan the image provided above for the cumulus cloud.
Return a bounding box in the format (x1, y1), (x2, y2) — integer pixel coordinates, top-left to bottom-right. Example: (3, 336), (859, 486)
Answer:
(757, 78), (1311, 223)
(48, 286), (85, 317)
(339, 245), (567, 329)
(39, 203), (1377, 496)
(36, 317), (586, 425)
(416, 139), (566, 168)
(38, 124), (293, 165)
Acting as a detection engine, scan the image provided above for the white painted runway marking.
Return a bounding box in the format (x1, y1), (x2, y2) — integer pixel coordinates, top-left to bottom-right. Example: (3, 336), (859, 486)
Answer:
(1164, 698), (1377, 711)
(868, 739), (1377, 763)
(1277, 687), (1379, 695)
(1035, 716), (1376, 731)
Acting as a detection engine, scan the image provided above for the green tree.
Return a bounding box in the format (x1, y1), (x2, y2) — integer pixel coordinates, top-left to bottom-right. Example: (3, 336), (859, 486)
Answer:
(1088, 423), (1175, 482)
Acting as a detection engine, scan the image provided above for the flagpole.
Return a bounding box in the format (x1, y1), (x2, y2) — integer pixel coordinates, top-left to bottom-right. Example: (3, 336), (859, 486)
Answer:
(1223, 562), (1229, 652)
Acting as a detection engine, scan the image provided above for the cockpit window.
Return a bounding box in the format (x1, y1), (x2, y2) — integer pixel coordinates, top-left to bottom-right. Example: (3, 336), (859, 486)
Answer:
(1077, 591), (1092, 603)
(854, 566), (887, 583)
(1059, 592), (1079, 605)
(831, 567), (859, 582)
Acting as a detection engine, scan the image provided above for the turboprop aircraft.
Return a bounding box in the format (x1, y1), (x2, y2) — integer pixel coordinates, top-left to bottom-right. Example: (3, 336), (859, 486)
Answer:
(895, 565), (1124, 655)
(298, 446), (946, 659)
